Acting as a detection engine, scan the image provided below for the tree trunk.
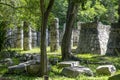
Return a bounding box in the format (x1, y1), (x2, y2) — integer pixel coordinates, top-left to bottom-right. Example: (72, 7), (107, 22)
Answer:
(40, 0), (54, 76)
(40, 14), (48, 76)
(61, 0), (79, 60)
(118, 0), (120, 23)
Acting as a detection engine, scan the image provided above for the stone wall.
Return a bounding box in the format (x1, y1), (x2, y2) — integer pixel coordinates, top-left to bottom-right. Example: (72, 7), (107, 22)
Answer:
(106, 23), (120, 56)
(76, 22), (118, 55)
(98, 23), (110, 55)
(76, 22), (100, 54)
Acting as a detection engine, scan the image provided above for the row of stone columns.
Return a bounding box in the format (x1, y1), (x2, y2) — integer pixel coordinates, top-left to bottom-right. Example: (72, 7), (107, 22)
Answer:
(7, 18), (80, 51)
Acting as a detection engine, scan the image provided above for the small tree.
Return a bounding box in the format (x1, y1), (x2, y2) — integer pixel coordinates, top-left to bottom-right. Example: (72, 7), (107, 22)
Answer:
(39, 0), (54, 76)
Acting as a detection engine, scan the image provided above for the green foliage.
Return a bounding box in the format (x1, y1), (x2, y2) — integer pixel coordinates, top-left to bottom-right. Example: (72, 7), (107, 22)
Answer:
(77, 0), (118, 24)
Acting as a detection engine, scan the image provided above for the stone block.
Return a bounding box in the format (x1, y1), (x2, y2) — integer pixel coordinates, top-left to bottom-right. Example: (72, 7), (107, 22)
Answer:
(27, 64), (40, 74)
(58, 61), (79, 68)
(96, 65), (116, 75)
(61, 66), (93, 77)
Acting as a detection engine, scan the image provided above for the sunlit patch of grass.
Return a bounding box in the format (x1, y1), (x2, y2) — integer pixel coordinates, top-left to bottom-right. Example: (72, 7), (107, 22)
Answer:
(76, 53), (99, 59)
(0, 65), (7, 74)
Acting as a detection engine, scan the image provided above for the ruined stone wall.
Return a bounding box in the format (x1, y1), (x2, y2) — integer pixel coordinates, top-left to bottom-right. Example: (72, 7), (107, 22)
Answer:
(76, 22), (113, 55)
(106, 23), (120, 56)
(98, 23), (110, 55)
(76, 22), (100, 54)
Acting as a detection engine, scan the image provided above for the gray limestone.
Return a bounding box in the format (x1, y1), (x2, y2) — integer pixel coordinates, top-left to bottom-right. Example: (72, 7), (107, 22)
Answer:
(50, 18), (59, 52)
(23, 21), (32, 50)
(32, 30), (37, 48)
(96, 65), (116, 75)
(97, 22), (111, 55)
(16, 27), (23, 49)
(76, 22), (111, 55)
(58, 61), (79, 68)
(76, 22), (100, 54)
(106, 23), (120, 56)
(61, 66), (93, 77)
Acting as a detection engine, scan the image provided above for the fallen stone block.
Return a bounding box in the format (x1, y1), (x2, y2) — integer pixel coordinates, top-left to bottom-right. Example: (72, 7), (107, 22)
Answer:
(58, 61), (79, 68)
(61, 66), (93, 78)
(96, 65), (116, 75)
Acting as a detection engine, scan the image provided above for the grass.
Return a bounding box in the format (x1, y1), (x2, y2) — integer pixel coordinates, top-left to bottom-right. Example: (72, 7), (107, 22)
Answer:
(1, 47), (120, 80)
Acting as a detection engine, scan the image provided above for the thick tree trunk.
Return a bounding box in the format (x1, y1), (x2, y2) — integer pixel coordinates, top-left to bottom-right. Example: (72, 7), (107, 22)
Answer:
(61, 0), (78, 60)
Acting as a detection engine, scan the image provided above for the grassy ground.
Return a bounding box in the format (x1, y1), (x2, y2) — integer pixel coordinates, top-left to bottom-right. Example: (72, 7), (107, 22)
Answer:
(0, 47), (120, 80)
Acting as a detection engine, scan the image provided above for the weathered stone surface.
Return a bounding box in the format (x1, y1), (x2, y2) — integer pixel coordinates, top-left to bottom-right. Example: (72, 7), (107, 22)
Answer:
(96, 65), (116, 75)
(108, 74), (120, 80)
(32, 54), (40, 63)
(50, 18), (59, 52)
(4, 58), (13, 66)
(58, 61), (79, 68)
(27, 64), (40, 74)
(16, 27), (23, 49)
(23, 21), (32, 50)
(106, 23), (120, 56)
(77, 22), (111, 55)
(61, 66), (93, 77)
(8, 63), (27, 73)
(32, 30), (37, 48)
(97, 22), (111, 55)
(76, 22), (100, 54)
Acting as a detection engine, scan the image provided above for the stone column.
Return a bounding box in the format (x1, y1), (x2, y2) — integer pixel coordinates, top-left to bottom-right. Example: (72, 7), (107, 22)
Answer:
(36, 31), (40, 47)
(50, 18), (59, 52)
(23, 21), (32, 50)
(32, 30), (37, 48)
(16, 27), (23, 49)
(7, 28), (13, 47)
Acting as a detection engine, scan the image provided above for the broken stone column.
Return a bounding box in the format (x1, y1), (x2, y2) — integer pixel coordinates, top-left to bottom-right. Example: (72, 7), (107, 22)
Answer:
(32, 30), (37, 48)
(16, 27), (23, 49)
(106, 23), (120, 56)
(23, 21), (32, 50)
(76, 22), (100, 54)
(50, 18), (59, 52)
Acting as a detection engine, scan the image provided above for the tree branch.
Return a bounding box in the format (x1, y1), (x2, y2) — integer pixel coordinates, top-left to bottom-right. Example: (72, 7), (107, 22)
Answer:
(0, 2), (28, 9)
(40, 0), (45, 15)
(45, 0), (54, 15)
